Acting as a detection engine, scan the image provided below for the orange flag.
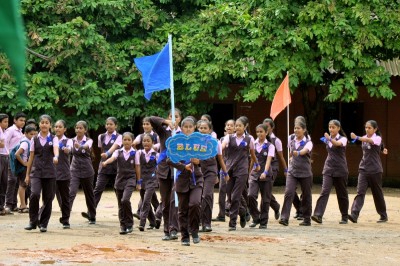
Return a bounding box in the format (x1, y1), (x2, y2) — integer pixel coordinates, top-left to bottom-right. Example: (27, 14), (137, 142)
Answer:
(270, 74), (291, 120)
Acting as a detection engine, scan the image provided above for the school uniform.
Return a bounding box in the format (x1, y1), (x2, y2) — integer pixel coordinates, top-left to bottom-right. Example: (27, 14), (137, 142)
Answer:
(0, 127), (9, 212)
(167, 158), (204, 242)
(113, 147), (138, 231)
(138, 148), (159, 228)
(69, 136), (96, 222)
(268, 133), (283, 214)
(93, 131), (122, 207)
(248, 139), (275, 226)
(313, 135), (349, 221)
(29, 133), (59, 229)
(54, 136), (73, 225)
(350, 134), (387, 221)
(223, 134), (255, 228)
(280, 137), (313, 225)
(4, 124), (24, 210)
(216, 136), (228, 219)
(200, 142), (222, 228)
(134, 132), (161, 221)
(149, 116), (180, 237)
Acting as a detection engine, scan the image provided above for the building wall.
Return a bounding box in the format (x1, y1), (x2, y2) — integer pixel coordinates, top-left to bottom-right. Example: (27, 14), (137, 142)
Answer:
(206, 77), (400, 185)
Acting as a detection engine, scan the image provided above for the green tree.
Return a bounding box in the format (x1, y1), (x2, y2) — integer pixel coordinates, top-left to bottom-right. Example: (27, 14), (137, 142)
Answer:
(174, 0), (400, 131)
(0, 0), (210, 129)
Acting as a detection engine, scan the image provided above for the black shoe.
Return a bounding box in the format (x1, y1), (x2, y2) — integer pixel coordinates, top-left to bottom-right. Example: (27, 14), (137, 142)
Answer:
(126, 227), (133, 233)
(212, 216), (226, 222)
(259, 224), (267, 229)
(299, 221), (311, 226)
(202, 226), (212, 232)
(81, 212), (90, 220)
(274, 209), (280, 220)
(40, 226), (47, 232)
(245, 212), (251, 222)
(339, 219), (348, 224)
(297, 214), (304, 220)
(147, 224), (155, 230)
(249, 220), (259, 228)
(170, 230), (178, 240)
(119, 227), (127, 235)
(63, 224), (71, 229)
(192, 233), (200, 244)
(377, 217), (388, 223)
(88, 219), (96, 225)
(228, 226), (236, 231)
(138, 225), (144, 231)
(162, 234), (171, 241)
(225, 209), (230, 217)
(24, 223), (37, 230)
(239, 214), (246, 228)
(279, 219), (289, 226)
(181, 240), (190, 246)
(311, 215), (322, 224)
(155, 219), (161, 229)
(348, 214), (357, 223)
(133, 213), (140, 220)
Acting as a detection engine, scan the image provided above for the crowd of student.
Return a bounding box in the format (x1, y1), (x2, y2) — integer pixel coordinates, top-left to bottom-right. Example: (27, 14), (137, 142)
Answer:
(0, 110), (388, 246)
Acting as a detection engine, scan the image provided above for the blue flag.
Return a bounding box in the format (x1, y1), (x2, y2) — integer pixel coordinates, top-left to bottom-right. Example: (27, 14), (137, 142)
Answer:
(134, 43), (171, 100)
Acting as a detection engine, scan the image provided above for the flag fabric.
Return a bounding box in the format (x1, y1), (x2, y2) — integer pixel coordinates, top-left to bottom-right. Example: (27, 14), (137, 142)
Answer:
(0, 0), (26, 103)
(270, 74), (291, 120)
(134, 43), (171, 100)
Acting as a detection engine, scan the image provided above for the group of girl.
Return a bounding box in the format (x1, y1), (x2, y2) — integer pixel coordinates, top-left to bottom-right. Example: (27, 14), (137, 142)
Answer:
(4, 111), (388, 247)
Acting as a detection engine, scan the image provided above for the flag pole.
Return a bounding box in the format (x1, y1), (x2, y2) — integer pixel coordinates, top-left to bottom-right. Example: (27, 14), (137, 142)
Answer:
(286, 71), (290, 167)
(168, 34), (179, 207)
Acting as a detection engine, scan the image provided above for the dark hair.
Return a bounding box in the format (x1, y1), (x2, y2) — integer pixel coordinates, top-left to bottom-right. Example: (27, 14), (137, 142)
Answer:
(142, 133), (154, 143)
(0, 113), (9, 123)
(263, 118), (275, 129)
(198, 120), (212, 131)
(122, 132), (134, 140)
(14, 112), (27, 120)
(75, 120), (89, 137)
(294, 116), (306, 124)
(236, 116), (248, 127)
(181, 116), (196, 127)
(201, 114), (212, 123)
(366, 120), (384, 151)
(225, 119), (235, 126)
(142, 117), (151, 123)
(256, 124), (271, 142)
(329, 119), (347, 139)
(55, 119), (67, 128)
(24, 125), (36, 134)
(169, 108), (182, 118)
(26, 118), (37, 127)
(106, 117), (118, 125)
(39, 114), (52, 124)
(294, 120), (309, 139)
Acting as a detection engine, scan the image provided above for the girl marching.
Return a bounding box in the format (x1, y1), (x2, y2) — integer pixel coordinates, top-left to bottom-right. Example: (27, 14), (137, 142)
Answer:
(348, 120), (388, 223)
(102, 132), (140, 234)
(24, 115), (59, 232)
(312, 120), (349, 224)
(248, 124), (275, 229)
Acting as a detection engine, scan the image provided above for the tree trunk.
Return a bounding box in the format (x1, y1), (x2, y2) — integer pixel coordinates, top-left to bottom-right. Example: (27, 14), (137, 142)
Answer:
(299, 84), (327, 134)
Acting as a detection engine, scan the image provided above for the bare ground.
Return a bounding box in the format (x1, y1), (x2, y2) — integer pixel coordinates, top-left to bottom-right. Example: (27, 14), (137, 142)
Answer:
(0, 186), (399, 265)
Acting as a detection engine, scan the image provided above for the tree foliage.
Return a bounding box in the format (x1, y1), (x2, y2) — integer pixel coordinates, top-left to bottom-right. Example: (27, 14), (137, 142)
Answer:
(0, 0), (399, 130)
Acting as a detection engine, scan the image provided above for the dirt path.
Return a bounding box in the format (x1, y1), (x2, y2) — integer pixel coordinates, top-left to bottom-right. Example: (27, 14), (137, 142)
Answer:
(0, 187), (399, 265)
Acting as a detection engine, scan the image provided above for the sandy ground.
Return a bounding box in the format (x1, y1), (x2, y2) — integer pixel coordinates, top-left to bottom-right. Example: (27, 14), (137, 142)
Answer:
(0, 186), (399, 266)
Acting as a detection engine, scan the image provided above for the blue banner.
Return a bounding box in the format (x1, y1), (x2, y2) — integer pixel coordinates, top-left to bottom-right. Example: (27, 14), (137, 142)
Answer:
(166, 132), (218, 163)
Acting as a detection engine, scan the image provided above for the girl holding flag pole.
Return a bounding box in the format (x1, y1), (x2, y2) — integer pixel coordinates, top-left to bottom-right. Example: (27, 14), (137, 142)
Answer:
(167, 117), (203, 246)
(149, 109), (181, 241)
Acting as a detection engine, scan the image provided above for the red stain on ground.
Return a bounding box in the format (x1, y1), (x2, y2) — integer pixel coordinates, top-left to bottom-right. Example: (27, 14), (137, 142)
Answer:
(201, 235), (280, 243)
(11, 244), (164, 264)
